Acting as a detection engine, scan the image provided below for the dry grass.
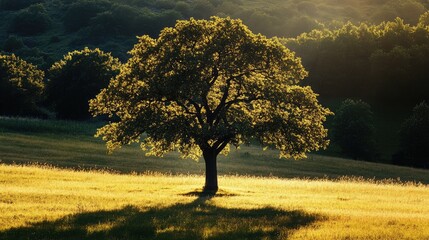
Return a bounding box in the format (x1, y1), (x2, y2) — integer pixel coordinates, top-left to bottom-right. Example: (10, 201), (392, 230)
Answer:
(1, 164), (428, 239)
(1, 118), (429, 239)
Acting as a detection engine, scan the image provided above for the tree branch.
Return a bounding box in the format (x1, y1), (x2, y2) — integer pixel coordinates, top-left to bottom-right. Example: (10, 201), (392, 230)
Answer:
(214, 138), (231, 155)
(210, 67), (264, 126)
(188, 99), (205, 126)
(201, 91), (213, 122)
(211, 78), (232, 125)
(175, 100), (197, 115)
(209, 66), (219, 86)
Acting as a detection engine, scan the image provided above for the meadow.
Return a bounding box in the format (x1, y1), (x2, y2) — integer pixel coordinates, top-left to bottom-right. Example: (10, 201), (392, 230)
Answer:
(1, 117), (429, 239)
(1, 164), (428, 239)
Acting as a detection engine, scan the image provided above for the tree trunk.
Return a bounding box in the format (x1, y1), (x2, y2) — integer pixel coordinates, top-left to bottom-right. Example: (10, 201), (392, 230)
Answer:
(203, 148), (218, 193)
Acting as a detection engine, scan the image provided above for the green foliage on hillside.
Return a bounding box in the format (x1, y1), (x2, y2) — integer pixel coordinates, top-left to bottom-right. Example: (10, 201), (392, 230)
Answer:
(8, 4), (51, 36)
(0, 0), (43, 11)
(393, 102), (429, 168)
(332, 99), (377, 161)
(285, 14), (429, 106)
(46, 47), (120, 120)
(0, 0), (427, 69)
(63, 0), (110, 32)
(0, 54), (44, 116)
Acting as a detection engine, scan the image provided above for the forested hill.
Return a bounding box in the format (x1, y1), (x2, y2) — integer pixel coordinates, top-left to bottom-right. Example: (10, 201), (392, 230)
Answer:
(0, 0), (428, 69)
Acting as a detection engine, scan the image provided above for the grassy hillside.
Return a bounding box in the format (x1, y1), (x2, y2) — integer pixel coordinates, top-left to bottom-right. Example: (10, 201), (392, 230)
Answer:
(1, 164), (428, 239)
(1, 116), (428, 239)
(0, 0), (427, 68)
(1, 117), (429, 183)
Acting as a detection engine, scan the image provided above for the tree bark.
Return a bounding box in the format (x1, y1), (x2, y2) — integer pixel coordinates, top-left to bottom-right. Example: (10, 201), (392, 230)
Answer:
(203, 148), (218, 193)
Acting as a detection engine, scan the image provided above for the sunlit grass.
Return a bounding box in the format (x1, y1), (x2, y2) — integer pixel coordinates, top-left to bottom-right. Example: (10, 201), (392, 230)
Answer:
(1, 164), (428, 239)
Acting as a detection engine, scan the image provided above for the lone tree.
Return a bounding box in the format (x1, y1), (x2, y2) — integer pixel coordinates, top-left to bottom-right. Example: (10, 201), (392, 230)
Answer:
(90, 17), (331, 192)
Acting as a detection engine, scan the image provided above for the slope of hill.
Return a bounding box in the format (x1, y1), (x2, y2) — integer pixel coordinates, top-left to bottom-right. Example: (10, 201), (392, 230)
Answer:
(1, 117), (428, 183)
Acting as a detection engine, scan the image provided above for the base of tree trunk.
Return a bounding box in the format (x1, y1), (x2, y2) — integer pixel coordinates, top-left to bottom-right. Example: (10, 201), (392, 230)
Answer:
(203, 149), (219, 195)
(203, 185), (218, 194)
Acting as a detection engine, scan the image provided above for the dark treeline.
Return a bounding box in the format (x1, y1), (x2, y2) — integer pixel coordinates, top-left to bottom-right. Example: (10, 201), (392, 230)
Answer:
(285, 13), (429, 107)
(0, 0), (428, 68)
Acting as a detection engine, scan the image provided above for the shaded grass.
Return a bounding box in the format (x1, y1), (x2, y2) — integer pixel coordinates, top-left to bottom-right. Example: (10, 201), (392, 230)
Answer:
(0, 201), (318, 240)
(0, 117), (102, 136)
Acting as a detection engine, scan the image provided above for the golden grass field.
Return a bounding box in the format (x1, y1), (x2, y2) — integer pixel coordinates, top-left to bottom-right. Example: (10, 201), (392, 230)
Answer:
(1, 164), (428, 240)
(1, 117), (429, 239)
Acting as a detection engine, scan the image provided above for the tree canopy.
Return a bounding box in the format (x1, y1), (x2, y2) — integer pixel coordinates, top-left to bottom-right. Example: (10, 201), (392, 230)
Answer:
(332, 99), (377, 160)
(285, 13), (429, 105)
(90, 17), (331, 191)
(394, 102), (429, 168)
(0, 53), (44, 116)
(47, 48), (120, 120)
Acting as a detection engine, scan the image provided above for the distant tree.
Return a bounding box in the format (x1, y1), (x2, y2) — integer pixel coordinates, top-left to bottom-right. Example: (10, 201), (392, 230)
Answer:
(191, 0), (215, 19)
(370, 45), (429, 105)
(88, 5), (142, 37)
(174, 1), (192, 18)
(393, 102), (429, 168)
(0, 54), (44, 116)
(87, 4), (181, 38)
(332, 99), (377, 160)
(46, 48), (120, 120)
(63, 0), (111, 32)
(0, 0), (42, 10)
(90, 17), (331, 192)
(286, 14), (429, 103)
(155, 0), (176, 9)
(8, 4), (51, 35)
(2, 35), (24, 52)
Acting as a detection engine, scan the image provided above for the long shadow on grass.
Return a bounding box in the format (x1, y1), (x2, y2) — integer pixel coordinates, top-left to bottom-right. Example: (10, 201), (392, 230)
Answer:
(0, 194), (322, 240)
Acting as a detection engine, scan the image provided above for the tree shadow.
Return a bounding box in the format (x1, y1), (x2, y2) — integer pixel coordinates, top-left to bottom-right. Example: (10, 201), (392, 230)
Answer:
(0, 194), (323, 240)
